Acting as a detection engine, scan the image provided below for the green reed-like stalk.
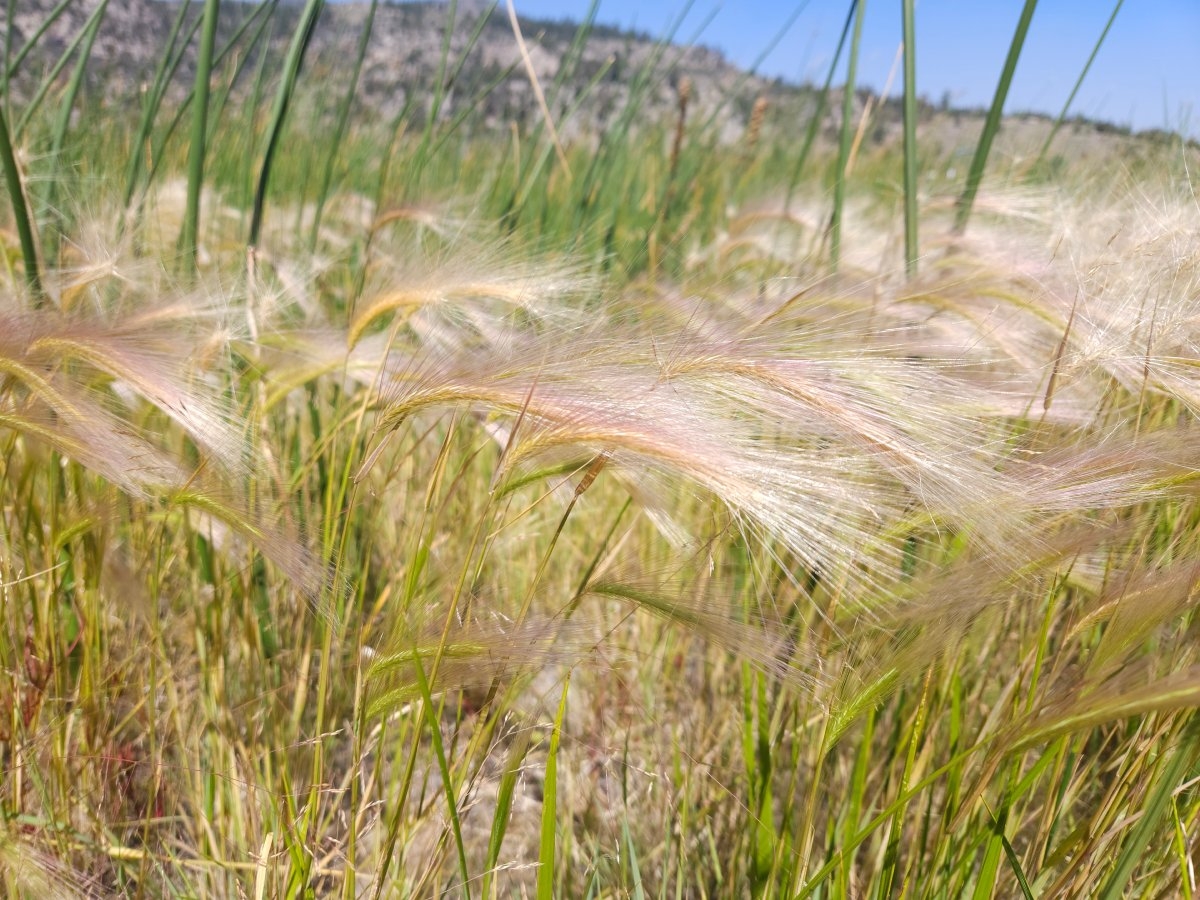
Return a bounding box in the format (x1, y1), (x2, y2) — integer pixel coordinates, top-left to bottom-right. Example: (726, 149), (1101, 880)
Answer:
(180, 0), (220, 272)
(404, 0), (462, 185)
(309, 0), (379, 250)
(830, 0), (865, 270)
(415, 4), (505, 187)
(3, 0), (74, 86)
(784, 0), (856, 212)
(1098, 720), (1200, 899)
(248, 0), (324, 251)
(901, 0), (918, 274)
(14, 0), (111, 138)
(44, 0), (110, 263)
(559, 0), (694, 232)
(695, 1), (811, 138)
(0, 104), (41, 300)
(1038, 0), (1124, 163)
(1, 0), (14, 103)
(954, 0), (1038, 233)
(142, 1), (275, 199)
(504, 1), (601, 221)
(123, 0), (199, 208)
(537, 675), (570, 900)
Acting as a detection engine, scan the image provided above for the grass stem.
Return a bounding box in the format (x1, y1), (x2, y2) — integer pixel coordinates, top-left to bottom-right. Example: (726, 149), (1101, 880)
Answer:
(954, 0), (1038, 233)
(181, 0), (221, 272)
(901, 0), (918, 274)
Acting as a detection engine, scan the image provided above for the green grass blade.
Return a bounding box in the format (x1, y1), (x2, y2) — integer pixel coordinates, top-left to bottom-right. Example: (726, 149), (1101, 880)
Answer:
(695, 1), (811, 138)
(411, 652), (472, 900)
(1, 0), (14, 103)
(784, 0), (856, 211)
(623, 815), (646, 900)
(406, 1), (503, 191)
(546, 0), (598, 106)
(1096, 721), (1200, 900)
(1037, 0), (1123, 162)
(837, 710), (876, 893)
(0, 104), (41, 301)
(901, 0), (918, 275)
(972, 803), (1006, 900)
(795, 739), (989, 899)
(236, 8), (278, 209)
(122, 0), (199, 208)
(3, 0), (74, 83)
(406, 0), (462, 183)
(441, 2), (500, 99)
(537, 675), (570, 900)
(13, 0), (111, 138)
(309, 0), (378, 249)
(482, 729), (532, 899)
(879, 672), (932, 897)
(143, 8), (278, 224)
(180, 0), (221, 272)
(1172, 793), (1194, 900)
(997, 814), (1036, 900)
(132, 1), (277, 211)
(249, 0), (324, 251)
(830, 0), (865, 269)
(751, 672), (776, 892)
(954, 0), (1038, 233)
(548, 0), (696, 233)
(44, 0), (111, 263)
(414, 4), (504, 178)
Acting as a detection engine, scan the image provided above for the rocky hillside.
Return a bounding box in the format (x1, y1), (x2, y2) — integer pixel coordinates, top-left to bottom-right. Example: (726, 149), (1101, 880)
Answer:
(6, 0), (1170, 162)
(5, 0), (826, 141)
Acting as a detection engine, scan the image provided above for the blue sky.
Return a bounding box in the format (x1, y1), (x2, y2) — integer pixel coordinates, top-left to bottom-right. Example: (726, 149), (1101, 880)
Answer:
(503, 1), (1199, 136)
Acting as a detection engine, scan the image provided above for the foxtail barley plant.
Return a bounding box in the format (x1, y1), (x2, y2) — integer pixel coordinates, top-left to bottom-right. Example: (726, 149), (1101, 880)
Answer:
(0, 1), (1196, 897)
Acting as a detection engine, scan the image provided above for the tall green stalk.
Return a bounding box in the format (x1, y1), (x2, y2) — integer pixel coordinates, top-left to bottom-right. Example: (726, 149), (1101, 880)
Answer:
(3, 0), (74, 85)
(0, 104), (41, 301)
(556, 0), (695, 235)
(1038, 0), (1123, 163)
(415, 4), (503, 194)
(830, 0), (865, 270)
(954, 0), (1038, 233)
(1, 0), (16, 105)
(249, 0), (325, 250)
(123, 0), (198, 209)
(181, 0), (221, 273)
(785, 0), (857, 212)
(407, 0), (460, 185)
(309, 0), (378, 250)
(537, 675), (570, 900)
(901, 0), (918, 275)
(45, 0), (111, 264)
(1097, 720), (1200, 899)
(695, 0), (811, 138)
(141, 0), (277, 205)
(14, 0), (112, 137)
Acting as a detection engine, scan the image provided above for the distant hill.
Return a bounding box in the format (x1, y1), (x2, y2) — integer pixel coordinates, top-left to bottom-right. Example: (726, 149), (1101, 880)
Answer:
(3, 0), (1178, 159)
(5, 1), (808, 134)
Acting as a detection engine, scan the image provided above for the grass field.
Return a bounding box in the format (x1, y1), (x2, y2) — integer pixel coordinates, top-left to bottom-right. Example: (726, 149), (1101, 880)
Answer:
(1, 1), (1199, 897)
